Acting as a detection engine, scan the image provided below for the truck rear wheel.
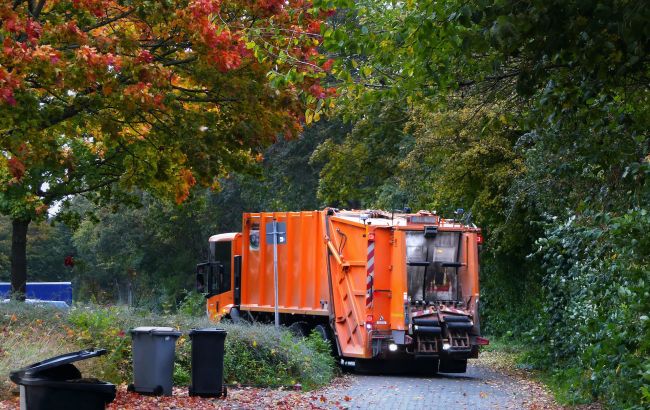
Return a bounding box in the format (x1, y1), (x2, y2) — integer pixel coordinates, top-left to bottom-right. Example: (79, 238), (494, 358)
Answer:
(288, 321), (308, 337)
(313, 324), (329, 341)
(313, 324), (339, 357)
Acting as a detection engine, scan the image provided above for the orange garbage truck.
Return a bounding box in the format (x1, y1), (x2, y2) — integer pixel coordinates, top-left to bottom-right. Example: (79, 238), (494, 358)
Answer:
(196, 209), (488, 373)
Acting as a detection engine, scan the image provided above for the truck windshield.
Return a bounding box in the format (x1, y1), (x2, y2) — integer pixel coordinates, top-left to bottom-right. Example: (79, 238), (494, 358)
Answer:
(406, 231), (461, 303)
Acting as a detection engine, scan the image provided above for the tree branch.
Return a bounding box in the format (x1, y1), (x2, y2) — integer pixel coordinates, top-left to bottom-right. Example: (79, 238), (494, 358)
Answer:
(42, 175), (122, 204)
(82, 8), (136, 32)
(176, 96), (239, 103)
(161, 56), (197, 66)
(25, 0), (47, 19)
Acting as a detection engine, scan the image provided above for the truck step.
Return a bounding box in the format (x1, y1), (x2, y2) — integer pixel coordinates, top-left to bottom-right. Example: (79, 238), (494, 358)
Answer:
(414, 325), (441, 334)
(446, 322), (473, 330)
(413, 318), (439, 326)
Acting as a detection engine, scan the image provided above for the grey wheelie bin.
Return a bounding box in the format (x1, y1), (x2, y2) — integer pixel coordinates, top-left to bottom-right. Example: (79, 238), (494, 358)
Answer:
(9, 348), (116, 410)
(128, 326), (181, 396)
(188, 328), (227, 397)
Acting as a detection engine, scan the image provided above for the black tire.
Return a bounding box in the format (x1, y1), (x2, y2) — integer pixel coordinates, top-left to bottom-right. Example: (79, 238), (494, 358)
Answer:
(127, 384), (135, 392)
(313, 324), (339, 357)
(222, 385), (228, 398)
(228, 307), (252, 324)
(288, 321), (309, 337)
(153, 385), (164, 396)
(229, 307), (242, 323)
(313, 324), (329, 341)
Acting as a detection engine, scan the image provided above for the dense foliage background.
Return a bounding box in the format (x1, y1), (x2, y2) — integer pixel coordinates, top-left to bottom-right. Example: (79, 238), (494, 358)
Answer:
(1, 0), (648, 408)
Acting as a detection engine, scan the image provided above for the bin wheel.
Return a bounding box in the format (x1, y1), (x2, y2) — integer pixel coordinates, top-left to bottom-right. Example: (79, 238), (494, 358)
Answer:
(127, 384), (135, 392)
(222, 385), (227, 398)
(188, 386), (194, 397)
(153, 385), (164, 396)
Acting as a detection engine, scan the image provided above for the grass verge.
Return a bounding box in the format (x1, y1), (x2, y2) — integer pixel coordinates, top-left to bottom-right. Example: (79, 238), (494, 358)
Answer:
(0, 303), (336, 400)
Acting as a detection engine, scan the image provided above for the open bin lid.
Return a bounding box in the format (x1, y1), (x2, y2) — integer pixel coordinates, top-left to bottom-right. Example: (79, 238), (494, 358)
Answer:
(130, 326), (181, 337)
(10, 349), (106, 383)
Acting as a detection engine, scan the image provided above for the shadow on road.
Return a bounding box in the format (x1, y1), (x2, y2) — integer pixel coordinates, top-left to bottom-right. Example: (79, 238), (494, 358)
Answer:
(342, 358), (478, 381)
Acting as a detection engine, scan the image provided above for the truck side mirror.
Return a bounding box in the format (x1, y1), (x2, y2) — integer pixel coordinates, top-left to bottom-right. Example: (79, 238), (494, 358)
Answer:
(195, 263), (208, 294)
(203, 262), (225, 296)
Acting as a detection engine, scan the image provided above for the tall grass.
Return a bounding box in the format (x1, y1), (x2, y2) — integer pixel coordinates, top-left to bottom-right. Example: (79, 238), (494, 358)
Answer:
(0, 303), (77, 398)
(0, 303), (336, 400)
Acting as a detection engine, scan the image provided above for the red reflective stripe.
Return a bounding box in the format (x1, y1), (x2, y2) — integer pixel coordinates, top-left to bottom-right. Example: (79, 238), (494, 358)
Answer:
(366, 241), (375, 308)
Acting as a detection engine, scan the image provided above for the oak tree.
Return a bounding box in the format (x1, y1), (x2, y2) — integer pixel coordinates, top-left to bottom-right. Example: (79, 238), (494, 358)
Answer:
(0, 0), (332, 297)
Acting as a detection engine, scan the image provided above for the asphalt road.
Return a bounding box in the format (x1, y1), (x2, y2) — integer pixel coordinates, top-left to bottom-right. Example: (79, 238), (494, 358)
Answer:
(314, 362), (556, 410)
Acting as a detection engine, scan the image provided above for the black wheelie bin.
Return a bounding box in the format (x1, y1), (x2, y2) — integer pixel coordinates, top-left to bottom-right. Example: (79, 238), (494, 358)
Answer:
(9, 348), (116, 410)
(188, 328), (227, 397)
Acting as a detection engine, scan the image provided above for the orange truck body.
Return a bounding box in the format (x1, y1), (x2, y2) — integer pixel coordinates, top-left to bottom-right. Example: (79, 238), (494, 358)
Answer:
(197, 209), (486, 372)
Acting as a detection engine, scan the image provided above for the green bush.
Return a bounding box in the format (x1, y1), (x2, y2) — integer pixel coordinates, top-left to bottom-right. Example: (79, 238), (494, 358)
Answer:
(177, 290), (206, 317)
(529, 209), (650, 409)
(0, 304), (336, 400)
(219, 324), (336, 389)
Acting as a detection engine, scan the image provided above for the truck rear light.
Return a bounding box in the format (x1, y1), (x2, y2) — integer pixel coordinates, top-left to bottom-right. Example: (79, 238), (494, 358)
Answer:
(367, 232), (375, 242)
(365, 315), (373, 330)
(476, 233), (484, 245)
(476, 336), (489, 345)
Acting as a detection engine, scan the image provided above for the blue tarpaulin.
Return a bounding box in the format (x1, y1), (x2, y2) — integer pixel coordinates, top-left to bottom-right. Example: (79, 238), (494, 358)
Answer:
(0, 282), (72, 305)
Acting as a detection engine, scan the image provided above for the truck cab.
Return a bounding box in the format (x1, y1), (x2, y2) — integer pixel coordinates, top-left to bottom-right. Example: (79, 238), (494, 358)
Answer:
(195, 233), (241, 320)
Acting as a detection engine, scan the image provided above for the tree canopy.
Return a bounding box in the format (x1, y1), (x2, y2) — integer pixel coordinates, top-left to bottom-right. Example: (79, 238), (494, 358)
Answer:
(0, 0), (334, 295)
(1, 0), (332, 218)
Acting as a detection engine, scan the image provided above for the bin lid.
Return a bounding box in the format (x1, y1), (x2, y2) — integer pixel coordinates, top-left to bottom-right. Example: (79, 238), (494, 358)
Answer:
(189, 327), (227, 336)
(10, 349), (106, 381)
(130, 326), (181, 336)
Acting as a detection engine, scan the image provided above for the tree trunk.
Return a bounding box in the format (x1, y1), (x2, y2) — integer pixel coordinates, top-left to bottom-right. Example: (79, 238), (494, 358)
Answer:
(10, 218), (30, 301)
